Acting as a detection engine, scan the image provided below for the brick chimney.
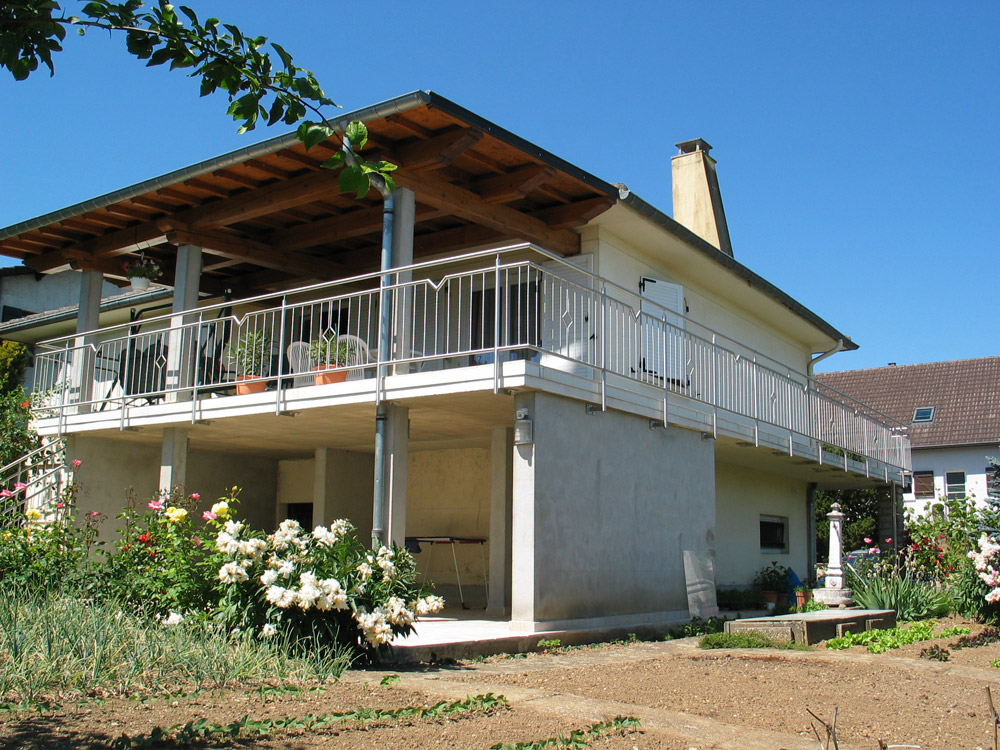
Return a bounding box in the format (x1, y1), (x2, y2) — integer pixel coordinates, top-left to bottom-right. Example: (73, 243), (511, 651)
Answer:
(671, 139), (733, 257)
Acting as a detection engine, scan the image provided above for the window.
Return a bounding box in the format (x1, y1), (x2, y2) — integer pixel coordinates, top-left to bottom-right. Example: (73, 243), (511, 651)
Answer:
(913, 471), (935, 500)
(912, 407), (935, 423)
(946, 471), (966, 499)
(988, 464), (1000, 499)
(759, 515), (788, 553)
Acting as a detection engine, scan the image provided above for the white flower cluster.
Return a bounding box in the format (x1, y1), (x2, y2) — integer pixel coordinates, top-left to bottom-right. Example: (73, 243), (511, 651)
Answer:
(969, 534), (1000, 601)
(264, 571), (349, 612)
(355, 608), (393, 645)
(415, 595), (445, 616)
(213, 514), (443, 648)
(270, 519), (308, 552)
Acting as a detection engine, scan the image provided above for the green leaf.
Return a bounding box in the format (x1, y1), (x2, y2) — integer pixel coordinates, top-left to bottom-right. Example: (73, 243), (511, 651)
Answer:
(338, 164), (364, 195)
(376, 160), (398, 172)
(345, 120), (368, 149)
(319, 152), (345, 170)
(296, 121), (334, 151)
(271, 42), (293, 71)
(81, 2), (106, 17)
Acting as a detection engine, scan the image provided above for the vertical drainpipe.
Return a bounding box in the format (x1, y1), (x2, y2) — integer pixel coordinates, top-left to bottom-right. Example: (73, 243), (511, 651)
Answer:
(342, 136), (393, 549)
(806, 482), (818, 583)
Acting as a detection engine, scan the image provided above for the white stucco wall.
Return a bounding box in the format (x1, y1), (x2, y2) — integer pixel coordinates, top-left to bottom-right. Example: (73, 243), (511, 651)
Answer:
(714, 461), (809, 586)
(904, 444), (996, 516)
(66, 435), (278, 538)
(583, 226), (813, 373)
(511, 391), (715, 627)
(407, 447), (491, 591)
(0, 269), (118, 318)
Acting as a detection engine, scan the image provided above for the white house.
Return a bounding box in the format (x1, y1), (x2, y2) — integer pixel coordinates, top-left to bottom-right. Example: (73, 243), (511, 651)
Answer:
(0, 91), (910, 632)
(0, 267), (123, 389)
(820, 358), (1000, 517)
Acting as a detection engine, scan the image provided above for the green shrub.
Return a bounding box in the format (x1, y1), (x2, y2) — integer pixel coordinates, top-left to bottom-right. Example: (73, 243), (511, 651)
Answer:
(0, 341), (29, 396)
(827, 620), (937, 653)
(699, 631), (775, 649)
(0, 593), (352, 703)
(0, 387), (35, 470)
(850, 562), (950, 620)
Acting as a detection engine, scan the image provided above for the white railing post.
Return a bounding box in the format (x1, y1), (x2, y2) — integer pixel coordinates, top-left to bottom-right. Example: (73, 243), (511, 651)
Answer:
(275, 297), (288, 415)
(493, 254), (502, 394)
(600, 284), (608, 411)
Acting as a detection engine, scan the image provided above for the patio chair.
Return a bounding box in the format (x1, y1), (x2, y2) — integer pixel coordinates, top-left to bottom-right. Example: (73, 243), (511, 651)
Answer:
(286, 341), (314, 387)
(335, 334), (372, 380)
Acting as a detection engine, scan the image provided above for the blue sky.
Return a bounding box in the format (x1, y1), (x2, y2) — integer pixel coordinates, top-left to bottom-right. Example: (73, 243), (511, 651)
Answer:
(1, 1), (996, 373)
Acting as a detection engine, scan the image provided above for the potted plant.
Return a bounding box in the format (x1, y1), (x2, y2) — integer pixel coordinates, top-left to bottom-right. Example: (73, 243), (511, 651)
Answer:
(753, 561), (789, 609)
(233, 329), (270, 394)
(794, 584), (812, 609)
(309, 331), (359, 385)
(123, 255), (161, 291)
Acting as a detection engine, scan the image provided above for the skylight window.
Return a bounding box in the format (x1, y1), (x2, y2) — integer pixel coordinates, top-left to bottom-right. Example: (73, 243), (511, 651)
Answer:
(912, 407), (935, 423)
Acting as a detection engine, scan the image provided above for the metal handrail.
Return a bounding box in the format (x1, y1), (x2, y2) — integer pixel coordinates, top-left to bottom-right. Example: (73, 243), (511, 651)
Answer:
(31, 246), (910, 474)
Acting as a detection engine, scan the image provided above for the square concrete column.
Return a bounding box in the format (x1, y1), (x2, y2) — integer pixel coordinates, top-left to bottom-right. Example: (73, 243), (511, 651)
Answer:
(391, 187), (415, 375)
(164, 244), (202, 401)
(70, 270), (104, 410)
(488, 426), (514, 617)
(159, 426), (188, 493)
(510, 393), (537, 625)
(384, 403), (409, 547)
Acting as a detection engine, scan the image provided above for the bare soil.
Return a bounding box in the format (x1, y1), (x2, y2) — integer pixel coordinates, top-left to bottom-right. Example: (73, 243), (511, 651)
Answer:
(4, 618), (1000, 749)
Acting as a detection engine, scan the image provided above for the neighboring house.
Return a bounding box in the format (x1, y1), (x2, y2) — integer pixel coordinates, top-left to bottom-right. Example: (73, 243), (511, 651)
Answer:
(0, 91), (910, 632)
(0, 267), (122, 389)
(819, 358), (1000, 516)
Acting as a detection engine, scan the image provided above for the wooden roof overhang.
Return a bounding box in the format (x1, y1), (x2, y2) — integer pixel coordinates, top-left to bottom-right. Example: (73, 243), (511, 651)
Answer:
(0, 92), (617, 297)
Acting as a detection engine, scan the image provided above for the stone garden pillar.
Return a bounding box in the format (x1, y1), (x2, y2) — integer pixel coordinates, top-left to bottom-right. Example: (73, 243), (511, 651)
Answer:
(813, 502), (853, 607)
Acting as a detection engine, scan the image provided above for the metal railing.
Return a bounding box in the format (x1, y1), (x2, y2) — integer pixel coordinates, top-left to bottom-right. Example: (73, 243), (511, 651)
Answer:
(32, 244), (910, 477)
(0, 439), (65, 526)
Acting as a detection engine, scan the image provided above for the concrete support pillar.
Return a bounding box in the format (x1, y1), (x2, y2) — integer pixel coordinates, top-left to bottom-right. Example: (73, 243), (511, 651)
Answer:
(312, 446), (330, 526)
(164, 244), (202, 400)
(391, 187), (415, 375)
(510, 392), (537, 624)
(384, 404), (409, 547)
(488, 426), (514, 617)
(71, 270), (104, 409)
(806, 483), (817, 582)
(159, 427), (188, 493)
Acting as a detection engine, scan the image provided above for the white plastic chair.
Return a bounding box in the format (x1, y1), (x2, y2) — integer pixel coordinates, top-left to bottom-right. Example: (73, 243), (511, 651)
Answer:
(286, 341), (314, 387)
(336, 335), (371, 380)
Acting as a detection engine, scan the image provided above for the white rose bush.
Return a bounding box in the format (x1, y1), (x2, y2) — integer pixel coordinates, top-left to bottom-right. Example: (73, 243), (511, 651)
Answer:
(208, 498), (443, 659)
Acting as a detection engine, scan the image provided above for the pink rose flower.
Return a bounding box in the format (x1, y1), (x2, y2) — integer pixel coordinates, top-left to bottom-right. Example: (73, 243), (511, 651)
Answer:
(13, 482), (27, 491)
(72, 459), (82, 467)
(202, 510), (217, 521)
(148, 499), (165, 511)
(0, 490), (13, 499)
(190, 493), (200, 500)
(56, 502), (65, 509)
(863, 537), (873, 544)
(885, 538), (892, 544)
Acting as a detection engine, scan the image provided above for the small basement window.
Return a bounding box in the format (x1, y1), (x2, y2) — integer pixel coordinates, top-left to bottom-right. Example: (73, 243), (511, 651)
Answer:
(912, 407), (935, 423)
(946, 471), (966, 500)
(760, 515), (788, 554)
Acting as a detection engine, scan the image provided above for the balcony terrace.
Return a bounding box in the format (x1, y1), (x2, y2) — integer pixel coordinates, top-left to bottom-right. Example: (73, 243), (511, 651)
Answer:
(31, 244), (910, 486)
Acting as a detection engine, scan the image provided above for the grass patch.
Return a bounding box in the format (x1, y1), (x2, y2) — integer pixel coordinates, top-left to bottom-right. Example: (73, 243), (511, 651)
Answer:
(699, 632), (776, 649)
(0, 593), (353, 705)
(110, 693), (508, 748)
(825, 619), (965, 654)
(489, 716), (641, 750)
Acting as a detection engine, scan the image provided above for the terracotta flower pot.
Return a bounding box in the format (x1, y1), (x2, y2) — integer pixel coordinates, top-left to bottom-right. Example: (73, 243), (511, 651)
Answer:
(795, 590), (811, 608)
(235, 375), (266, 394)
(761, 590), (778, 605)
(313, 366), (347, 385)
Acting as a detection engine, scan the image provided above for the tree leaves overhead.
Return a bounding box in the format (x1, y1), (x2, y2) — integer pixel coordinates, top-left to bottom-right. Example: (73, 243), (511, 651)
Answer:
(0, 1), (396, 197)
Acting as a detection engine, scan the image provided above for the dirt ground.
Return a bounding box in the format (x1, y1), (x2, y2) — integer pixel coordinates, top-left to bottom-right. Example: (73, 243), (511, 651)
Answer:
(4, 619), (1000, 750)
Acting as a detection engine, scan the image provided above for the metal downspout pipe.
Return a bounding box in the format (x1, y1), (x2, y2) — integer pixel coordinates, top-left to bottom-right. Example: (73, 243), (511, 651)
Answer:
(807, 339), (845, 376)
(342, 136), (394, 548)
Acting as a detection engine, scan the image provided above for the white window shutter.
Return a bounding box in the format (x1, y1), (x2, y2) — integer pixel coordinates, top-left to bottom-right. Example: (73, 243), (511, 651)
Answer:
(640, 277), (686, 385)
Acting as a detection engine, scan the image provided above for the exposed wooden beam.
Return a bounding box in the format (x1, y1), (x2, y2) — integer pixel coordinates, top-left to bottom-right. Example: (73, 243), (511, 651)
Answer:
(158, 170), (342, 231)
(129, 195), (179, 213)
(393, 171), (580, 256)
(24, 222), (167, 271)
(413, 224), (509, 257)
(532, 197), (615, 230)
(269, 204), (445, 252)
(471, 165), (556, 203)
(165, 228), (347, 279)
(104, 204), (150, 221)
(183, 178), (232, 198)
(212, 168), (261, 189)
(394, 129), (484, 171)
(385, 113), (435, 139)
